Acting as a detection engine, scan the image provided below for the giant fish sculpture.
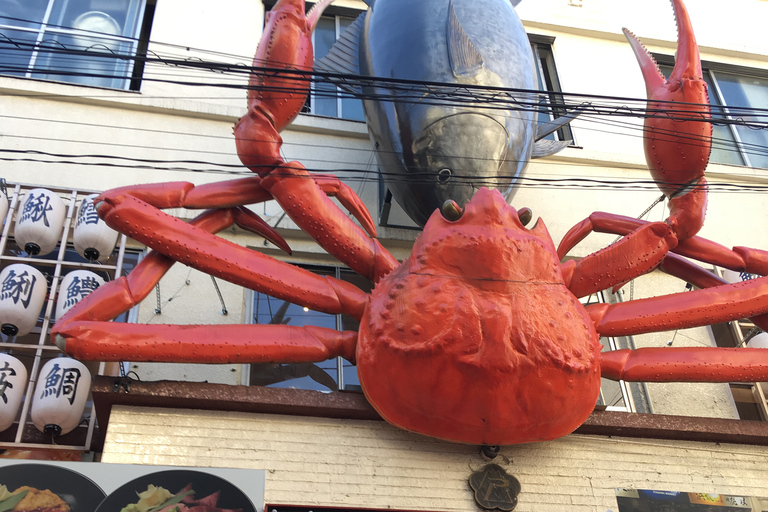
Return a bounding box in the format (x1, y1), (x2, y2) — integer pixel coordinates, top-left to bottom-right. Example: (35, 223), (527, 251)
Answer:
(317, 0), (574, 226)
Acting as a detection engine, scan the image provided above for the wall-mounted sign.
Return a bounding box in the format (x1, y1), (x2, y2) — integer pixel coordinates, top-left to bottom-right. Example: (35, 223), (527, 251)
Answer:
(616, 488), (766, 512)
(0, 461), (265, 512)
(469, 464), (521, 511)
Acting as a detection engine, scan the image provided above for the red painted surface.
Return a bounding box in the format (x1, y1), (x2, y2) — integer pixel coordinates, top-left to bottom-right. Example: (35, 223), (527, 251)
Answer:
(51, 0), (768, 445)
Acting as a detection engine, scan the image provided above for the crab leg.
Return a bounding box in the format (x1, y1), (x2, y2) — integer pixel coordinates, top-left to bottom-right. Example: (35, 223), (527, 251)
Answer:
(53, 209), (239, 330)
(53, 208), (366, 362)
(587, 275), (768, 338)
(92, 192), (368, 319)
(187, 176), (375, 236)
(657, 253), (768, 332)
(600, 347), (768, 382)
(559, 214), (768, 296)
(58, 323), (357, 364)
(231, 0), (398, 282)
(558, 0), (712, 297)
(53, 205), (369, 358)
(98, 175), (374, 247)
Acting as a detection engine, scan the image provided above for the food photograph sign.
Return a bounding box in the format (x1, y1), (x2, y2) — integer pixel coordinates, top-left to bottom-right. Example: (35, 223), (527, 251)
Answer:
(0, 461), (265, 512)
(615, 488), (768, 512)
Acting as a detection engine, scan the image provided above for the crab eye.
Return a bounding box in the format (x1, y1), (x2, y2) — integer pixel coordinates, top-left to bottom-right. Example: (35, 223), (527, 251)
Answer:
(518, 207), (532, 226)
(437, 168), (452, 184)
(441, 199), (463, 221)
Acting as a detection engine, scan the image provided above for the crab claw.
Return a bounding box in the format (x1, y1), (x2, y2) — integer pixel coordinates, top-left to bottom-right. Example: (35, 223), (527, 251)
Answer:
(623, 0), (703, 99)
(622, 0), (712, 200)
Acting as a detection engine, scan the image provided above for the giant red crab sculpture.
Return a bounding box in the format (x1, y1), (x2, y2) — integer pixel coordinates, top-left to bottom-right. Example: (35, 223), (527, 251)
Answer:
(52, 0), (768, 446)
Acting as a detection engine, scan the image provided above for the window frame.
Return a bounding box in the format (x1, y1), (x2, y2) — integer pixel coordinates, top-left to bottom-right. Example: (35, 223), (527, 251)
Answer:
(308, 12), (366, 121)
(655, 55), (768, 169)
(0, 0), (155, 91)
(530, 35), (575, 144)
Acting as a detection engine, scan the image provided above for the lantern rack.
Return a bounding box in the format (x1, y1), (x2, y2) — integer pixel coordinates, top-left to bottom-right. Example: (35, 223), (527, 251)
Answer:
(0, 181), (142, 455)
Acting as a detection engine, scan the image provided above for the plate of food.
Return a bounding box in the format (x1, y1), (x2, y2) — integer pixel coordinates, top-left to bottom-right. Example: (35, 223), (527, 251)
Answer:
(0, 463), (106, 511)
(96, 469), (255, 512)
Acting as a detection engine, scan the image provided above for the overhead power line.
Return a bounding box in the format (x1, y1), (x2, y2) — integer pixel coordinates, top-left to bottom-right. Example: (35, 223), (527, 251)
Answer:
(1, 33), (767, 194)
(1, 37), (768, 129)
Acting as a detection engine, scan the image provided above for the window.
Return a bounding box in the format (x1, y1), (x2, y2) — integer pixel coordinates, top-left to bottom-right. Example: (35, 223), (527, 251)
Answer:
(531, 39), (574, 143)
(0, 0), (154, 90)
(0, 183), (141, 451)
(245, 264), (372, 392)
(658, 62), (768, 169)
(310, 13), (365, 121)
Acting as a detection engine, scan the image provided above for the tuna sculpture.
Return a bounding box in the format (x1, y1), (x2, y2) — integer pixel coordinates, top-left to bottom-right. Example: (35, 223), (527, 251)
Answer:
(52, 0), (768, 446)
(316, 0), (574, 225)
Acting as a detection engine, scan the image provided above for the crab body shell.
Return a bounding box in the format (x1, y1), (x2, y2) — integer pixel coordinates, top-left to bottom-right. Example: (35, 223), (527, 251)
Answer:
(357, 189), (602, 445)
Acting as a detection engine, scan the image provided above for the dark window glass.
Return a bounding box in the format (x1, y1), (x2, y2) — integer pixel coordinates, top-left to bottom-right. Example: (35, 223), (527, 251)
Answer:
(0, 0), (154, 90)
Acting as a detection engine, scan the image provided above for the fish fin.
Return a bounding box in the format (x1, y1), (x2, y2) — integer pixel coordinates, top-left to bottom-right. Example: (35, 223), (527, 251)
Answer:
(509, 0), (523, 6)
(531, 139), (571, 158)
(447, 0), (484, 76)
(535, 102), (590, 140)
(314, 12), (366, 96)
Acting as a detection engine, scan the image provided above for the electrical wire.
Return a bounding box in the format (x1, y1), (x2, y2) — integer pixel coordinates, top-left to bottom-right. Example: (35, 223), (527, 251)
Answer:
(2, 36), (768, 127)
(0, 33), (767, 196)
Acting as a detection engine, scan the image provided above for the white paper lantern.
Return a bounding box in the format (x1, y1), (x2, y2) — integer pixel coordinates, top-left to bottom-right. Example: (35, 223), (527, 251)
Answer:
(0, 264), (47, 337)
(73, 194), (118, 261)
(721, 268), (758, 284)
(30, 357), (91, 436)
(0, 194), (9, 227)
(55, 270), (105, 321)
(14, 188), (66, 256)
(0, 353), (27, 432)
(747, 333), (768, 349)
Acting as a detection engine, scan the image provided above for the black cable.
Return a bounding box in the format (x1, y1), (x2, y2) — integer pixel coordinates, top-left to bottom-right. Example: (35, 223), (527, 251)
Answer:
(2, 109), (764, 172)
(2, 39), (768, 129)
(3, 150), (768, 195)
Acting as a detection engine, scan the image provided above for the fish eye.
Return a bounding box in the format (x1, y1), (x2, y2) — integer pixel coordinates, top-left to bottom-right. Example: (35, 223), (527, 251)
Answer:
(441, 199), (463, 221)
(437, 168), (452, 184)
(517, 207), (532, 226)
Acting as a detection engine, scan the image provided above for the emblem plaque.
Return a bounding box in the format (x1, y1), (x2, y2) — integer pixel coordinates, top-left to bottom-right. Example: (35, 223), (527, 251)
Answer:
(469, 464), (521, 511)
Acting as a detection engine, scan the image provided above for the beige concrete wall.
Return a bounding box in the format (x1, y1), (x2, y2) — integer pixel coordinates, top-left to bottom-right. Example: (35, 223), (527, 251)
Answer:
(102, 406), (768, 512)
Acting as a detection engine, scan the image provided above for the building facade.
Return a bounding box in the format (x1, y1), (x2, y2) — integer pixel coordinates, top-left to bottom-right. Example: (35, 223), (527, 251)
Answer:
(1, 0), (768, 510)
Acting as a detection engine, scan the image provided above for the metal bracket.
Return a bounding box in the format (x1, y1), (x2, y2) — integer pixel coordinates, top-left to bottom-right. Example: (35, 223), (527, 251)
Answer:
(113, 378), (132, 393)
